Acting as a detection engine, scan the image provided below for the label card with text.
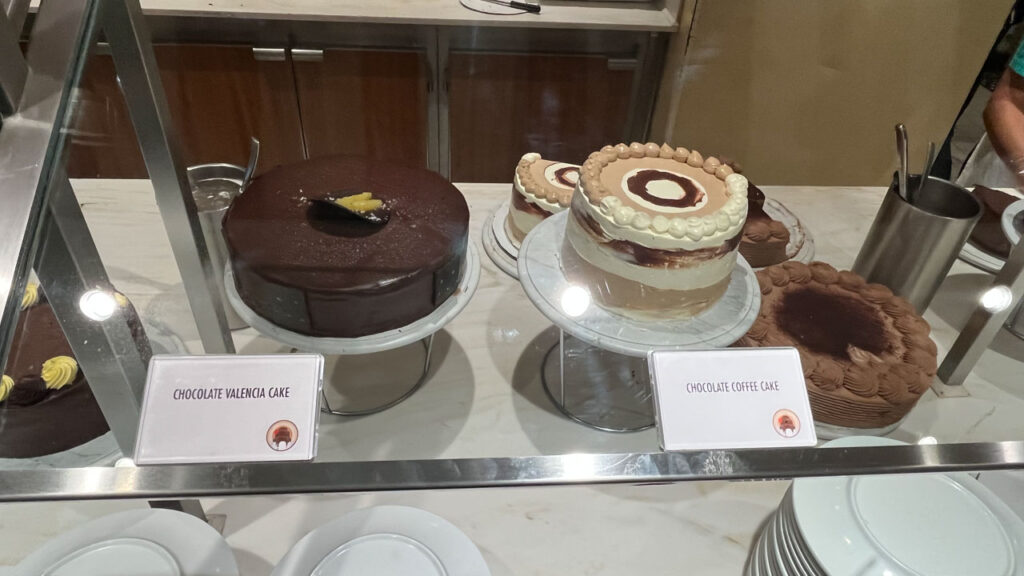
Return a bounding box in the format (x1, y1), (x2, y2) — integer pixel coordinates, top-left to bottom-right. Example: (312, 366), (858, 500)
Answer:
(135, 354), (323, 465)
(649, 348), (816, 451)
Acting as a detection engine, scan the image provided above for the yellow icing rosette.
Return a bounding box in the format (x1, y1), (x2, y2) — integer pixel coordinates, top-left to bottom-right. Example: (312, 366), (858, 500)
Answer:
(0, 375), (13, 402)
(41, 356), (78, 390)
(21, 283), (39, 310)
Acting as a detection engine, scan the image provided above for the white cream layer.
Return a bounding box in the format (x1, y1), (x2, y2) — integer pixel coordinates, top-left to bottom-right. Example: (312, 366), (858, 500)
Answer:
(507, 191), (547, 239)
(565, 212), (736, 291)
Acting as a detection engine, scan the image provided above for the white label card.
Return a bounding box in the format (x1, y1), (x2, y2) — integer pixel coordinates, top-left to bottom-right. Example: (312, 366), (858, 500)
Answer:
(649, 348), (816, 451)
(135, 354), (323, 465)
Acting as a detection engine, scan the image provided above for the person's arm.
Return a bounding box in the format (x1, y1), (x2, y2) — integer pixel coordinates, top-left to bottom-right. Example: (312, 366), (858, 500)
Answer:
(985, 67), (1024, 186)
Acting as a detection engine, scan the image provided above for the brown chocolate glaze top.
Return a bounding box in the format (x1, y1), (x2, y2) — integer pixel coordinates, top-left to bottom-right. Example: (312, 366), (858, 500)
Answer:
(3, 300), (81, 396)
(224, 156), (470, 293)
(625, 169), (705, 209)
(777, 286), (890, 360)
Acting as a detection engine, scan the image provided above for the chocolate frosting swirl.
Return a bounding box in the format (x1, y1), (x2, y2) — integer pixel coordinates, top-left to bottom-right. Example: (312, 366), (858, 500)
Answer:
(746, 221), (772, 241)
(766, 266), (790, 287)
(843, 364), (880, 397)
(782, 261), (812, 284)
(878, 369), (914, 405)
(890, 363), (930, 395)
(848, 344), (882, 366)
(748, 317), (771, 341)
(837, 270), (866, 291)
(883, 295), (916, 317)
(757, 274), (774, 296)
(808, 262), (840, 284)
(768, 221), (789, 239)
(7, 375), (48, 406)
(904, 348), (938, 375)
(903, 332), (937, 356)
(860, 283), (894, 304)
(810, 359), (844, 391)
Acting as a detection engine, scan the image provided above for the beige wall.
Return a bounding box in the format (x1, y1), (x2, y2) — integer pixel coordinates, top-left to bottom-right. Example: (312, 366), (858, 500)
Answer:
(650, 0), (1013, 185)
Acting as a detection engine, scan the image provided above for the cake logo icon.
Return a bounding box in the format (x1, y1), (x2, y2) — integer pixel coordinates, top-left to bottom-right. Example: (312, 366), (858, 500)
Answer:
(773, 409), (800, 438)
(267, 420), (298, 451)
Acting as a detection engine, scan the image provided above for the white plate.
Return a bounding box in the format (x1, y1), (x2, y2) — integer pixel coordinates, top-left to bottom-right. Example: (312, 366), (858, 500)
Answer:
(959, 188), (1024, 273)
(12, 509), (238, 576)
(225, 244), (480, 355)
(792, 438), (1024, 576)
(272, 506), (490, 576)
(760, 198), (815, 268)
(1002, 199), (1024, 246)
(481, 205), (519, 279)
(490, 199), (522, 256)
(518, 211), (761, 357)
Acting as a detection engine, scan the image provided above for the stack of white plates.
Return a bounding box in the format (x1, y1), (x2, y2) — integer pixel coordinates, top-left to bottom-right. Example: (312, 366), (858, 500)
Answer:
(748, 438), (1024, 576)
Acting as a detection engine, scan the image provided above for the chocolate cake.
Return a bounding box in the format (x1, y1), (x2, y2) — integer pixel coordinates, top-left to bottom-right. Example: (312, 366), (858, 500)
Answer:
(0, 285), (109, 458)
(223, 155), (470, 338)
(506, 153), (578, 245)
(740, 183), (790, 267)
(969, 185), (1017, 258)
(735, 262), (936, 430)
(563, 142), (748, 318)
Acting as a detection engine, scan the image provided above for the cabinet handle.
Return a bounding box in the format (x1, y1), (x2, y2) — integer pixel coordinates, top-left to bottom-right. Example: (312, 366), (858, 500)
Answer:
(291, 48), (324, 63)
(607, 58), (639, 71)
(252, 47), (286, 61)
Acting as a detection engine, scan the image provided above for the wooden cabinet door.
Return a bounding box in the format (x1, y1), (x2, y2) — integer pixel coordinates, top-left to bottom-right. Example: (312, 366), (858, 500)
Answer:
(292, 49), (429, 168)
(449, 53), (634, 183)
(66, 44), (305, 178)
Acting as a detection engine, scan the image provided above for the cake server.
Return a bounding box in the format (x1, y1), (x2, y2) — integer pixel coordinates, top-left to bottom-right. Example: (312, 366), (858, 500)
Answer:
(895, 124), (909, 202)
(481, 0), (541, 13)
(241, 136), (260, 193)
(913, 141), (936, 205)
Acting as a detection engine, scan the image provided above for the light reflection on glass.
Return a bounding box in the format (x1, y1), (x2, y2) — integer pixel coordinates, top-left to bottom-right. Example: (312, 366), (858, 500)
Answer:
(79, 289), (117, 321)
(560, 285), (590, 318)
(980, 285), (1013, 313)
(917, 436), (937, 445)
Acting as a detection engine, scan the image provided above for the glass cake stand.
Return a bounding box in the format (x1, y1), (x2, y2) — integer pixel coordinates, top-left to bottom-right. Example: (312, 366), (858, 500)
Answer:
(763, 198), (815, 268)
(482, 199), (519, 279)
(519, 211), (761, 432)
(224, 244), (480, 416)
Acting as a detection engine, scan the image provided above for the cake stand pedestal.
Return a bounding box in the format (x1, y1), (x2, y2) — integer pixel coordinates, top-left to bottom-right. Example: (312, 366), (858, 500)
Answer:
(482, 199), (520, 279)
(224, 244), (480, 416)
(519, 212), (761, 432)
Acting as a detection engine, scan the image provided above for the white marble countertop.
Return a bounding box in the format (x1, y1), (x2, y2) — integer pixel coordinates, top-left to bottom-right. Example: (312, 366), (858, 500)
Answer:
(32, 0), (682, 31)
(1, 180), (1022, 573)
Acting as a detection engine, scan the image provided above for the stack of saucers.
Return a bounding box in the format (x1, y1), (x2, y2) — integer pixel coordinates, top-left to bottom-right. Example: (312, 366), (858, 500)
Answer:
(747, 437), (1024, 575)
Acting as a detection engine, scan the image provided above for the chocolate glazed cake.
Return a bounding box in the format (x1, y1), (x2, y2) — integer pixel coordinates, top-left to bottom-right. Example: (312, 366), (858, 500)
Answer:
(735, 262), (937, 430)
(739, 183), (790, 267)
(0, 285), (110, 458)
(223, 156), (470, 338)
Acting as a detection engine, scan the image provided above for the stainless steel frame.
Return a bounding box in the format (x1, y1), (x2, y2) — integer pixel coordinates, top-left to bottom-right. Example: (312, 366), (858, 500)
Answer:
(100, 0), (234, 355)
(1, 442), (1023, 502)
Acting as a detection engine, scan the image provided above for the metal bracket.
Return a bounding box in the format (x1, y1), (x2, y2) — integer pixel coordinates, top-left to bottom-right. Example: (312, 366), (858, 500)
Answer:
(252, 47), (286, 61)
(291, 47), (324, 62)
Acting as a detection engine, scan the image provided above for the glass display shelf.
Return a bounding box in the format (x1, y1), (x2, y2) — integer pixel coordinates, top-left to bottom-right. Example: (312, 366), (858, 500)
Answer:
(2, 0), (1024, 510)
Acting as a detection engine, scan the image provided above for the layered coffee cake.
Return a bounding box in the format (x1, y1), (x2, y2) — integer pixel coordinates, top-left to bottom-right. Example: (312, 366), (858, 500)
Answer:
(736, 261), (937, 430)
(563, 142), (748, 318)
(506, 153), (579, 245)
(223, 156), (470, 338)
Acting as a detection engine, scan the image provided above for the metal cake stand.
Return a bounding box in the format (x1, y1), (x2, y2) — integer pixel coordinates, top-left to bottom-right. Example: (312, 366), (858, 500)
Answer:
(225, 244), (480, 416)
(518, 212), (761, 432)
(481, 199), (520, 279)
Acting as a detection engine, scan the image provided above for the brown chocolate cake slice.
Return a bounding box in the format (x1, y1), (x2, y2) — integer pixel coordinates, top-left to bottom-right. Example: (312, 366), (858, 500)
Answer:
(739, 183), (790, 268)
(0, 285), (109, 458)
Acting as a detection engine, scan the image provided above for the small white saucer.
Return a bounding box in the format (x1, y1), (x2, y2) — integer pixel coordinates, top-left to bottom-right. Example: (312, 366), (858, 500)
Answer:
(519, 211), (761, 357)
(959, 188), (1024, 273)
(481, 202), (519, 279)
(272, 505), (490, 576)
